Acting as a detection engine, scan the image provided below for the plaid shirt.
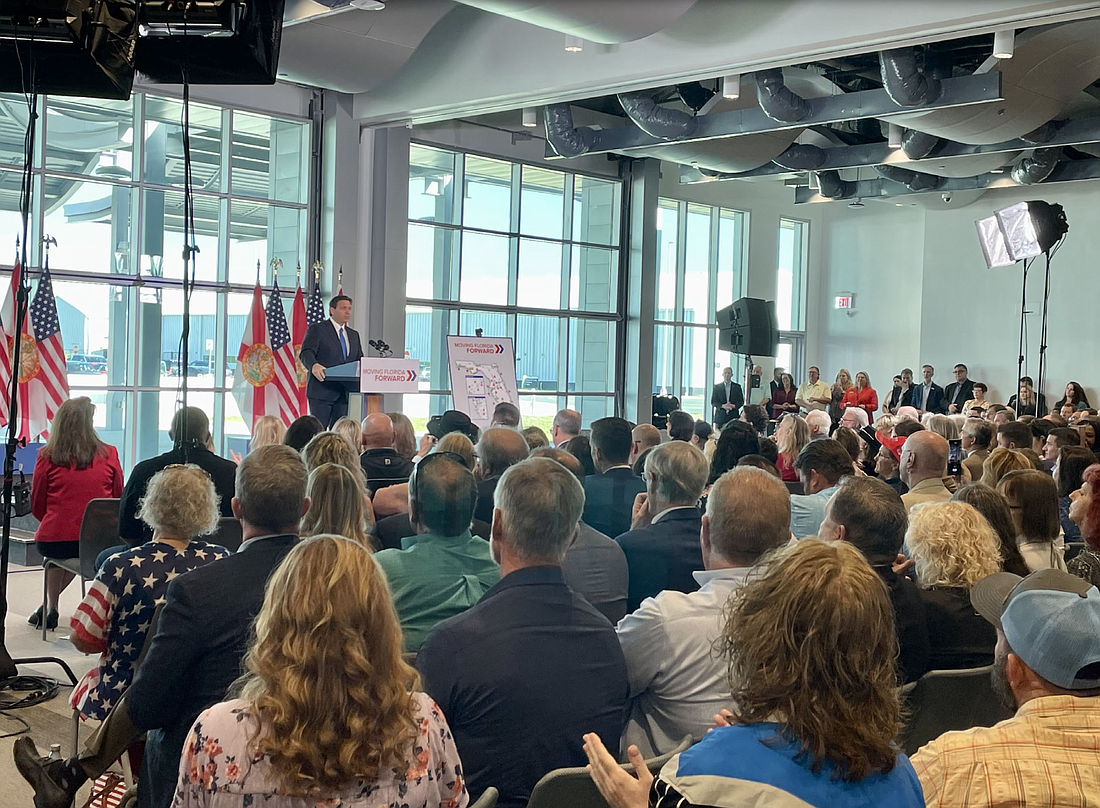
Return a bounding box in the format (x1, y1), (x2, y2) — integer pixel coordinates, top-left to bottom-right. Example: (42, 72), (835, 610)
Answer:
(911, 694), (1100, 807)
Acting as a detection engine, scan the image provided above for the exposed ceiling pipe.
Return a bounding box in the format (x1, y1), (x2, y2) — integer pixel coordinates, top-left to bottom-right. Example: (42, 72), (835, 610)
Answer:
(755, 68), (811, 123)
(875, 163), (945, 191)
(901, 129), (940, 160)
(1011, 147), (1063, 184)
(543, 104), (602, 158)
(815, 169), (857, 199)
(1020, 121), (1060, 144)
(772, 143), (827, 170)
(880, 48), (942, 106)
(617, 91), (698, 140)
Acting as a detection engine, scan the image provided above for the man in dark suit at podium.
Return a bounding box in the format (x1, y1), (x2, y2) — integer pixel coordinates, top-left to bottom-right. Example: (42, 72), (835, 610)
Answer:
(299, 294), (364, 428)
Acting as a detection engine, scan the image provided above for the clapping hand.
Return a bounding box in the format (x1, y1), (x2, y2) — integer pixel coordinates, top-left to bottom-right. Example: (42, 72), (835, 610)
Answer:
(582, 733), (651, 808)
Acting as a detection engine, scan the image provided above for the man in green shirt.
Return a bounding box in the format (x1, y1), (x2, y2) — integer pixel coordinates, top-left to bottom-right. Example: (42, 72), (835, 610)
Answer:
(374, 451), (500, 651)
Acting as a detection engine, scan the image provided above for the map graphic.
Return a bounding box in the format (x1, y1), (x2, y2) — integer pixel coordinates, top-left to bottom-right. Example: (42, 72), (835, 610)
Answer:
(447, 338), (519, 430)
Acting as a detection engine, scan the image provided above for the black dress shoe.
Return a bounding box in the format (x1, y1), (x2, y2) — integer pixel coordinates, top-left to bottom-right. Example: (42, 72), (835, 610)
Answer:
(12, 737), (78, 808)
(27, 606), (43, 628)
(46, 609), (59, 630)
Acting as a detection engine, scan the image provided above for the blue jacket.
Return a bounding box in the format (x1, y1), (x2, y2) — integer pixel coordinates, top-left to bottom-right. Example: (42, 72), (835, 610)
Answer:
(583, 467), (646, 540)
(616, 507), (704, 611)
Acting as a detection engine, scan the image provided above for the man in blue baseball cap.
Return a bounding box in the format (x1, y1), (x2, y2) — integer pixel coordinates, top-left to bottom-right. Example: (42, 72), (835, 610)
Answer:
(910, 568), (1100, 806)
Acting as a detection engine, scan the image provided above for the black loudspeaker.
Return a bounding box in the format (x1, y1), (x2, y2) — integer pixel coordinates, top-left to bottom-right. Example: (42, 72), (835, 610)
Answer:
(134, 0), (285, 84)
(717, 297), (779, 357)
(0, 0), (138, 99)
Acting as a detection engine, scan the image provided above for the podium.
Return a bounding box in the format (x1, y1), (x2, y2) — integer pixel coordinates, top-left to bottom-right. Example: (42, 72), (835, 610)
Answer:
(322, 360), (383, 416)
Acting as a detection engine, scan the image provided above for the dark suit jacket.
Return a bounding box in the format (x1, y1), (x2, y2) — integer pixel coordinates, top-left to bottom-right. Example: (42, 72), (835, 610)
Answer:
(616, 507), (704, 611)
(418, 567), (629, 808)
(876, 564), (931, 685)
(299, 319), (363, 403)
(944, 379), (975, 412)
(711, 381), (744, 427)
(119, 444), (236, 546)
(582, 467), (646, 541)
(127, 534), (299, 808)
(911, 381), (946, 414)
(474, 475), (500, 525)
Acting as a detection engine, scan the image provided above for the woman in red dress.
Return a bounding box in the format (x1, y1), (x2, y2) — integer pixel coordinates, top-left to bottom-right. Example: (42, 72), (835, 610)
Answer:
(30, 396), (124, 629)
(769, 373), (799, 420)
(841, 371), (879, 421)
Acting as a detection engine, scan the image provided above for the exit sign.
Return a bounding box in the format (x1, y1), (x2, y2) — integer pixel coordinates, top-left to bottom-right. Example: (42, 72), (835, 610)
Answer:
(835, 295), (853, 310)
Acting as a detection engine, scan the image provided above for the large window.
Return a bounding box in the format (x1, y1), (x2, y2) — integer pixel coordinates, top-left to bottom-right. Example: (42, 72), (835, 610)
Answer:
(653, 199), (746, 420)
(405, 145), (621, 435)
(0, 92), (311, 469)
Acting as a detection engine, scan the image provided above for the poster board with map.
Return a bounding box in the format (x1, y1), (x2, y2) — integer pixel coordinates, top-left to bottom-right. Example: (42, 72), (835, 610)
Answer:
(445, 335), (519, 430)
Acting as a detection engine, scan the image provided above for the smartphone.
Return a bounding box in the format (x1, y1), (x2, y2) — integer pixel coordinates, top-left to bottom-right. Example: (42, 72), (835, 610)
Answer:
(947, 438), (963, 476)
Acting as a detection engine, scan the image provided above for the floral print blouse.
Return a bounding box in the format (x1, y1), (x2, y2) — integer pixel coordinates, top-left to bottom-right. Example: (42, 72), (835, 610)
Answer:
(172, 692), (468, 808)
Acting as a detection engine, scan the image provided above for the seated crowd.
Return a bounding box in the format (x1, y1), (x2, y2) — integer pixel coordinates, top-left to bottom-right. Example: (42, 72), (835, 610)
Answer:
(12, 367), (1100, 808)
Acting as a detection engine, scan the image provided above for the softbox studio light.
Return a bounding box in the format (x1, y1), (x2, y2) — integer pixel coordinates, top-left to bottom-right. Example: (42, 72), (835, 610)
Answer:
(975, 215), (1014, 269)
(994, 200), (1069, 261)
(0, 0), (138, 99)
(134, 0), (286, 85)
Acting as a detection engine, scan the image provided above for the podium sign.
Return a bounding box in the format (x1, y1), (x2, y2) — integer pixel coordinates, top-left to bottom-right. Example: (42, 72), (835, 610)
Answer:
(360, 358), (420, 393)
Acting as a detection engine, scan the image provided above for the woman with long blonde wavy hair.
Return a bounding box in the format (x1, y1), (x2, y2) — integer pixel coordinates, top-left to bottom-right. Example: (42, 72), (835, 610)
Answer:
(173, 535), (468, 808)
(905, 501), (1000, 669)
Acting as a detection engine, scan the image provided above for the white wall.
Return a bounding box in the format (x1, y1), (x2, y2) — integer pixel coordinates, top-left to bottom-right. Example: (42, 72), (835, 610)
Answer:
(810, 182), (1100, 407)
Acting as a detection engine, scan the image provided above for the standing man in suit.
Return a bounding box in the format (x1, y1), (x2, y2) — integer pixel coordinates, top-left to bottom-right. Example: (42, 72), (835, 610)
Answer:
(583, 417), (647, 540)
(912, 364), (946, 415)
(944, 363), (976, 414)
(299, 294), (364, 428)
(711, 366), (744, 429)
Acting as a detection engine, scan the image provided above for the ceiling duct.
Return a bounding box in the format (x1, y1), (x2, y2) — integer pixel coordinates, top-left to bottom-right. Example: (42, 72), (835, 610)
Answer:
(815, 169), (857, 199)
(875, 164), (945, 191)
(543, 103), (602, 158)
(617, 92), (698, 140)
(1021, 121), (1060, 144)
(1011, 147), (1063, 184)
(756, 68), (811, 123)
(901, 129), (940, 160)
(772, 143), (827, 170)
(880, 48), (943, 106)
(889, 19), (1100, 144)
(449, 0), (698, 43)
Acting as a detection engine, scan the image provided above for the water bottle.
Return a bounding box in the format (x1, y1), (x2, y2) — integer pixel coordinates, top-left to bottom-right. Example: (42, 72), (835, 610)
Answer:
(48, 744), (62, 761)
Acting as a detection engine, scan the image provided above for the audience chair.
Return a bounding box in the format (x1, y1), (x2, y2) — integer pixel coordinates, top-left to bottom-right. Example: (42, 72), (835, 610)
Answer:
(1065, 542), (1086, 563)
(526, 735), (692, 808)
(469, 787), (499, 808)
(784, 481), (803, 496)
(209, 517), (243, 553)
(900, 665), (1013, 755)
(42, 498), (121, 641)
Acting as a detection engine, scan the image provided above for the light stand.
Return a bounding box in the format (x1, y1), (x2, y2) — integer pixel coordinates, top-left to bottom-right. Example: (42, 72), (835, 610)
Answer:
(1015, 256), (1033, 405)
(0, 90), (78, 686)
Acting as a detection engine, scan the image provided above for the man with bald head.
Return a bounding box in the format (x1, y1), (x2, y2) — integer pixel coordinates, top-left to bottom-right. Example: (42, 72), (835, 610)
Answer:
(899, 430), (952, 512)
(474, 427), (531, 524)
(359, 412), (415, 495)
(630, 424), (661, 467)
(618, 466), (791, 756)
(533, 447), (629, 624)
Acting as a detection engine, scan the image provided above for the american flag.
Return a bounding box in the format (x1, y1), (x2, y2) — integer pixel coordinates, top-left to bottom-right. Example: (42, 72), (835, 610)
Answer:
(305, 275), (325, 328)
(265, 280), (300, 425)
(29, 261), (70, 436)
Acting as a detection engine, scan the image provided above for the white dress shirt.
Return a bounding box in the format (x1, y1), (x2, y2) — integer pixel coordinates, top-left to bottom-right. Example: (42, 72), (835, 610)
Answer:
(616, 566), (755, 757)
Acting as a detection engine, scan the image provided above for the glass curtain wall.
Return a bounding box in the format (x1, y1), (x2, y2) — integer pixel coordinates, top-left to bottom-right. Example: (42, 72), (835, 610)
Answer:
(0, 92), (311, 469)
(653, 199), (747, 420)
(406, 144), (621, 435)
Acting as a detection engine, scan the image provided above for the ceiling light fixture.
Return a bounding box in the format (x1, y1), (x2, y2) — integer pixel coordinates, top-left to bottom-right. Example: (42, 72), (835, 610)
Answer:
(349, 0), (386, 10)
(522, 107), (537, 128)
(888, 123), (903, 149)
(722, 74), (740, 99)
(564, 34), (584, 53)
(993, 29), (1015, 59)
(848, 198), (865, 209)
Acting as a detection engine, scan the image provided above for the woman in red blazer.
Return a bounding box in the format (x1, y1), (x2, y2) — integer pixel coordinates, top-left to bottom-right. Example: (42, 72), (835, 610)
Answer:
(30, 396), (124, 629)
(840, 371), (879, 420)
